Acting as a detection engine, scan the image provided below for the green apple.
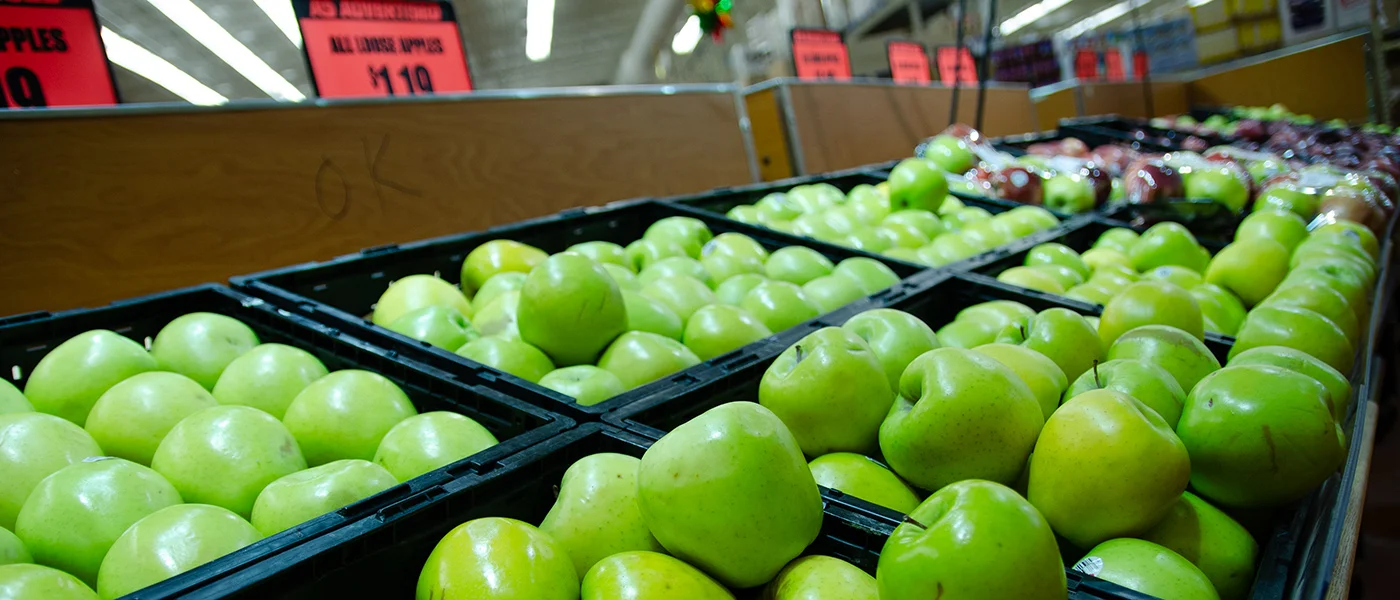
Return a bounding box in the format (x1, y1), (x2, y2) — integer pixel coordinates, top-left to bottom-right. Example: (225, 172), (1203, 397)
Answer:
(1006, 205), (1060, 231)
(626, 238), (690, 272)
(472, 291), (521, 339)
(759, 328), (894, 456)
(959, 300), (1036, 331)
(842, 308), (941, 390)
(1026, 243), (1090, 279)
(539, 366), (627, 407)
(472, 272), (529, 317)
(1106, 325), (1221, 393)
(917, 233), (981, 266)
(1130, 222), (1209, 273)
(1229, 345), (1350, 420)
(888, 158), (948, 212)
(1081, 247), (1134, 273)
(936, 319), (999, 349)
(700, 251), (764, 284)
(808, 453), (919, 513)
(373, 274), (475, 326)
(23, 330), (158, 426)
(792, 213), (841, 242)
(1312, 221), (1380, 259)
(0, 564), (99, 600)
(1140, 492), (1259, 600)
(250, 459), (397, 535)
(882, 246), (924, 263)
(767, 555), (876, 599)
(417, 517), (577, 600)
(802, 275), (866, 313)
(565, 241), (628, 268)
(1064, 282), (1118, 305)
(96, 504), (261, 599)
(597, 331), (702, 390)
(0, 414), (102, 530)
(0, 381), (31, 415)
(756, 193), (803, 222)
(1029, 390), (1189, 548)
(622, 290), (683, 340)
(1290, 247), (1377, 289)
(702, 232), (770, 265)
(974, 343), (1068, 420)
(1291, 231), (1375, 268)
(387, 305), (479, 351)
(1187, 165), (1250, 212)
(1089, 265), (1140, 292)
(877, 480), (1065, 600)
(1260, 282), (1361, 343)
(1190, 283), (1248, 337)
(211, 341), (326, 419)
(884, 210), (944, 239)
(1065, 359), (1186, 426)
(1143, 265), (1204, 289)
(84, 372), (217, 466)
(603, 264), (638, 290)
(152, 406), (305, 518)
(848, 184), (892, 223)
(644, 216), (713, 258)
(539, 454), (664, 578)
(1236, 209), (1308, 251)
(373, 412), (498, 482)
(17, 458), (182, 585)
(788, 184), (839, 214)
(1094, 228), (1141, 254)
(1203, 239), (1289, 307)
(765, 247), (834, 285)
(1177, 364), (1344, 508)
(880, 348), (1043, 490)
(283, 370), (417, 466)
(714, 273), (768, 306)
(924, 134), (976, 172)
(996, 266), (1065, 294)
(832, 258), (900, 294)
(727, 204), (763, 225)
(819, 207), (861, 238)
(640, 275), (717, 322)
(1229, 305), (1355, 374)
(638, 403), (822, 588)
(519, 253), (628, 366)
(1253, 184), (1319, 217)
(1073, 539), (1218, 600)
(1043, 172), (1096, 213)
(1099, 281), (1204, 347)
(0, 527), (28, 566)
(637, 257), (712, 289)
(1284, 263), (1372, 324)
(456, 337), (556, 383)
(838, 227), (892, 252)
(937, 195), (966, 214)
(996, 308), (1102, 381)
(1028, 264), (1086, 289)
(582, 551), (730, 600)
(461, 239), (548, 294)
(740, 281), (821, 332)
(683, 305), (773, 361)
(149, 313), (259, 390)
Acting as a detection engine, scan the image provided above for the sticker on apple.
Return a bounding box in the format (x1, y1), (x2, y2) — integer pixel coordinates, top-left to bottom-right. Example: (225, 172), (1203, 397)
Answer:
(1072, 555), (1104, 576)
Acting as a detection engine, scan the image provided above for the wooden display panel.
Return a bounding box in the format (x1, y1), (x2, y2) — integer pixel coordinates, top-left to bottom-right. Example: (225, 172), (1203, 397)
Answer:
(1188, 33), (1369, 122)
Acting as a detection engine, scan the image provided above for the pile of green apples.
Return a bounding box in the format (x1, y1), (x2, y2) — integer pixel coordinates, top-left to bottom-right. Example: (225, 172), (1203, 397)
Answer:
(373, 217), (903, 406)
(0, 312), (501, 600)
(721, 160), (1062, 267)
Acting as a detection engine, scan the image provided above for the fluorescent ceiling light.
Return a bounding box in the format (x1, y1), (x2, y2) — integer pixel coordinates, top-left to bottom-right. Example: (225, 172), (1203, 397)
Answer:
(526, 0), (555, 61)
(672, 15), (702, 55)
(255, 0), (302, 47)
(145, 0), (305, 101)
(101, 27), (227, 105)
(999, 0), (1075, 36)
(1188, 0), (1215, 6)
(1058, 0), (1150, 39)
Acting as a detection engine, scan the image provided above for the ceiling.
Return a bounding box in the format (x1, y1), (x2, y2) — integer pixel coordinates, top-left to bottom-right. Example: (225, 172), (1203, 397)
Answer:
(89, 0), (1194, 105)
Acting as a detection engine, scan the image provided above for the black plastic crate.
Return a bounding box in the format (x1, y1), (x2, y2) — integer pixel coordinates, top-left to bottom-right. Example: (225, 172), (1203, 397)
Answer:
(233, 200), (925, 421)
(1058, 116), (1233, 151)
(992, 128), (1178, 156)
(0, 284), (573, 600)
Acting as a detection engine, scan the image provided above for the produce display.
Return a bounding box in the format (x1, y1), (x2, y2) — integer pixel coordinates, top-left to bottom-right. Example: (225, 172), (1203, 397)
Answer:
(720, 164), (1064, 266)
(374, 217), (905, 405)
(0, 314), (502, 599)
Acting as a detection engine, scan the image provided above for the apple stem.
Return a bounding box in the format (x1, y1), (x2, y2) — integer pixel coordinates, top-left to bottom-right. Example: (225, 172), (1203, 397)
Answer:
(902, 515), (928, 530)
(1092, 360), (1101, 388)
(1019, 325), (1027, 340)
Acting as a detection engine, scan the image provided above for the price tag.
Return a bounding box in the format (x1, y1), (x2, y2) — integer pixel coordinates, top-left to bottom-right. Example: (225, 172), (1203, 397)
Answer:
(0, 0), (117, 109)
(1074, 49), (1099, 80)
(886, 40), (930, 85)
(1133, 50), (1149, 79)
(935, 47), (977, 86)
(790, 28), (850, 81)
(295, 0), (472, 99)
(1104, 49), (1124, 82)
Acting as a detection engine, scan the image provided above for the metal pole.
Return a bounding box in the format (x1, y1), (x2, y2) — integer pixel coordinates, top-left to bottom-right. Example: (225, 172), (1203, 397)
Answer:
(975, 0), (996, 131)
(950, 0), (968, 126)
(1128, 1), (1154, 117)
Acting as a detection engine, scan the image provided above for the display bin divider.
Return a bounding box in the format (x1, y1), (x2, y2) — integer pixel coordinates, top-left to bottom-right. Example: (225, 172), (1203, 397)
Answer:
(0, 284), (573, 600)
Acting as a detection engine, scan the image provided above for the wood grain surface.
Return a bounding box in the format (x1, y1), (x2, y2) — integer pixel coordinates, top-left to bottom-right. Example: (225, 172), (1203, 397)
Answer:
(1189, 34), (1370, 122)
(1078, 81), (1190, 119)
(0, 92), (753, 316)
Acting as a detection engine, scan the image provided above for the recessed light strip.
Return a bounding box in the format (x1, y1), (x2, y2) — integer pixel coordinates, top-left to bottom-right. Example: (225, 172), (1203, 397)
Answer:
(100, 27), (227, 105)
(255, 0), (303, 47)
(526, 0), (555, 61)
(145, 0), (305, 101)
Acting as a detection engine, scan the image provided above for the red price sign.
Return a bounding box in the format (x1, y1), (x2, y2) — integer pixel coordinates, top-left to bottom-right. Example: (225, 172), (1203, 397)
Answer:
(791, 28), (850, 81)
(887, 40), (930, 85)
(0, 0), (116, 109)
(1133, 51), (1149, 79)
(1074, 49), (1099, 80)
(295, 0), (472, 99)
(1104, 49), (1124, 82)
(935, 47), (977, 86)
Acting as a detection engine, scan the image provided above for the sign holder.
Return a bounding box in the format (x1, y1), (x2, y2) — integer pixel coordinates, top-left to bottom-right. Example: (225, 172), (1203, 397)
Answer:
(789, 28), (851, 81)
(886, 39), (930, 85)
(293, 0), (473, 99)
(0, 0), (119, 109)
